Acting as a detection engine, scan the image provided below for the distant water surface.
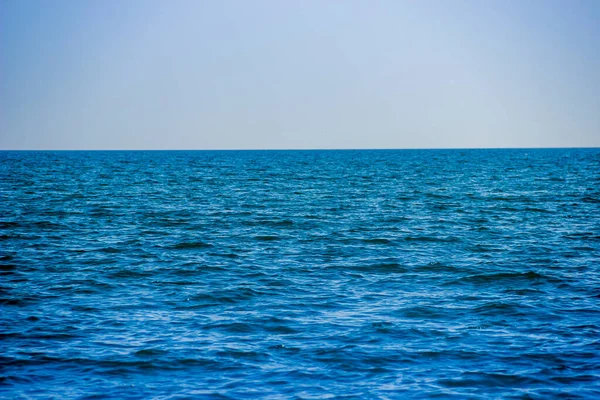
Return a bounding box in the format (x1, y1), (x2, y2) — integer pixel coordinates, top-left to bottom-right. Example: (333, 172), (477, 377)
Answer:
(1, 149), (599, 399)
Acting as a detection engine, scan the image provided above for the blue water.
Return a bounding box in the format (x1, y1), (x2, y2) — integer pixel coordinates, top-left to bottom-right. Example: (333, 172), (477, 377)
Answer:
(1, 149), (599, 399)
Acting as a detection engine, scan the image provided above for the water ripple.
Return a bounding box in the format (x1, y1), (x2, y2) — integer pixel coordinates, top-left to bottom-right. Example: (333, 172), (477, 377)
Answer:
(1, 149), (599, 399)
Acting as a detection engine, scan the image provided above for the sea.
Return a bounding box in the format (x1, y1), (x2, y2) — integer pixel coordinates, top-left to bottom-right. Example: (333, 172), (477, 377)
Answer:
(1, 149), (599, 399)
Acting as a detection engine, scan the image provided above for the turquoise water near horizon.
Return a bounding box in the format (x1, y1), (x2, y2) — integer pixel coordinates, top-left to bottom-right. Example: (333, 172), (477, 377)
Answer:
(1, 149), (599, 398)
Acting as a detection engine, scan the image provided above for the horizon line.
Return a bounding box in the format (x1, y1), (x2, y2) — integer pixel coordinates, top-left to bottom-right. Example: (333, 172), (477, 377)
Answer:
(1, 146), (599, 152)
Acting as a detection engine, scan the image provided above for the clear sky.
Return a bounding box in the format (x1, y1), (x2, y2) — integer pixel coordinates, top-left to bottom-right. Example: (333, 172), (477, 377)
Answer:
(1, 0), (599, 149)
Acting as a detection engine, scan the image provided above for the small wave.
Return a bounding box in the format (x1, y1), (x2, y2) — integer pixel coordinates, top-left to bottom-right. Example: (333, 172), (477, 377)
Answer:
(349, 262), (406, 273)
(362, 238), (392, 245)
(257, 316), (298, 333)
(243, 219), (294, 227)
(134, 348), (168, 357)
(268, 343), (301, 353)
(166, 241), (213, 249)
(254, 235), (281, 241)
(458, 271), (558, 285)
(504, 288), (542, 295)
(32, 220), (66, 229)
(0, 296), (36, 306)
(108, 269), (152, 279)
(413, 262), (463, 273)
(379, 216), (410, 223)
(439, 372), (540, 388)
(404, 235), (459, 243)
(0, 375), (34, 385)
(367, 321), (395, 333)
(563, 232), (600, 241)
(581, 196), (600, 204)
(189, 287), (266, 305)
(98, 246), (124, 254)
(473, 301), (533, 316)
(468, 244), (501, 253)
(154, 280), (199, 286)
(522, 207), (553, 213)
(204, 322), (256, 334)
(215, 349), (267, 360)
(398, 306), (447, 318)
(425, 193), (453, 200)
(0, 264), (17, 271)
(23, 332), (79, 340)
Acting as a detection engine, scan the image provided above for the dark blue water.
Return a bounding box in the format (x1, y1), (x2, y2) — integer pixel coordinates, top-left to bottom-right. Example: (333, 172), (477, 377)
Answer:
(1, 149), (599, 399)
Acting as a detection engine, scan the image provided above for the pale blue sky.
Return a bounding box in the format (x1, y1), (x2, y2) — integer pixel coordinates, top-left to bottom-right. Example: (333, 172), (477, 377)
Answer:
(1, 0), (599, 149)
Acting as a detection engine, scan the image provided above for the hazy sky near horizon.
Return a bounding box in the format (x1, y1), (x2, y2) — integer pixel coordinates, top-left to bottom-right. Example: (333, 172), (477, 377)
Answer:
(2, 0), (599, 149)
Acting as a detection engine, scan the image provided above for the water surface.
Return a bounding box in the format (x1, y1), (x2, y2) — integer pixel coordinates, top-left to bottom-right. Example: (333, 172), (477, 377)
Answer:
(1, 149), (599, 398)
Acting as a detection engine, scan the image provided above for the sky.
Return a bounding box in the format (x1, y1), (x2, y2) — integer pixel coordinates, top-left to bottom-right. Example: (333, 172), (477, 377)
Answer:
(1, 0), (599, 150)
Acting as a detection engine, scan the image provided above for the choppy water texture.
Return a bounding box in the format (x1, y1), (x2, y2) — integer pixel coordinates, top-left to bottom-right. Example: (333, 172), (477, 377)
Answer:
(1, 149), (599, 399)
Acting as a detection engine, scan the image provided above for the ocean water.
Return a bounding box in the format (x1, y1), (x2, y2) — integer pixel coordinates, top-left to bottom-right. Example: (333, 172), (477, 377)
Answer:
(1, 149), (599, 399)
